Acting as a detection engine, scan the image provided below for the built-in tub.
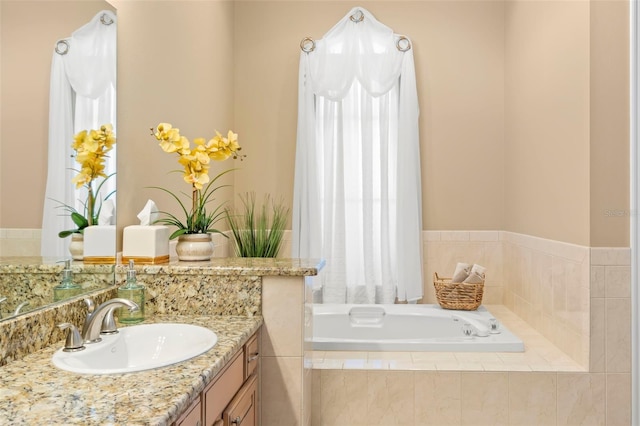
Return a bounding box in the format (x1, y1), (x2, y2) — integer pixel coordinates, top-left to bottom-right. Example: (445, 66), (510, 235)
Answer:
(312, 304), (524, 352)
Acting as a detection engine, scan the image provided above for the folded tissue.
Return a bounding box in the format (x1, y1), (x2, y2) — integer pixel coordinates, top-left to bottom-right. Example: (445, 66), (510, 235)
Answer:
(450, 262), (485, 284)
(122, 200), (170, 264)
(98, 198), (116, 226)
(137, 199), (160, 226)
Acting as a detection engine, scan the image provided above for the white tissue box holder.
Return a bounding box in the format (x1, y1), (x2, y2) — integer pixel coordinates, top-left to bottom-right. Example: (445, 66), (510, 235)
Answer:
(83, 225), (116, 264)
(122, 225), (170, 264)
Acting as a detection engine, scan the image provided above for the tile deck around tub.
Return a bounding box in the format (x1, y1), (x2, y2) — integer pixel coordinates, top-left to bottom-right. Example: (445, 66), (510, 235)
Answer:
(309, 304), (584, 372)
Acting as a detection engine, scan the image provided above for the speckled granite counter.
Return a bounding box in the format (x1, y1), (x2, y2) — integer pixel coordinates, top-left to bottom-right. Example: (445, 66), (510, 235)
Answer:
(0, 314), (262, 426)
(113, 257), (322, 276)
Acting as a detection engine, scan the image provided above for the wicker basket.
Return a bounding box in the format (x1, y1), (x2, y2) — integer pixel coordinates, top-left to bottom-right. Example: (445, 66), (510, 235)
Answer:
(433, 272), (484, 310)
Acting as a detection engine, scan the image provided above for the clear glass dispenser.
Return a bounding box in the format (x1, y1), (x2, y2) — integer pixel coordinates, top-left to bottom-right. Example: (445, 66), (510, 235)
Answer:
(53, 259), (82, 302)
(117, 260), (145, 323)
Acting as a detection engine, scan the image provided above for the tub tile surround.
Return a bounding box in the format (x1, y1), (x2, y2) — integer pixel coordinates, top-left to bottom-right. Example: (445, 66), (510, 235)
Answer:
(312, 235), (631, 425)
(0, 228), (41, 256)
(424, 230), (592, 367)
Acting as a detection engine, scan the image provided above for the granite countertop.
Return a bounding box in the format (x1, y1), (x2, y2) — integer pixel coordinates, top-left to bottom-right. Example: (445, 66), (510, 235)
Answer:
(0, 314), (262, 425)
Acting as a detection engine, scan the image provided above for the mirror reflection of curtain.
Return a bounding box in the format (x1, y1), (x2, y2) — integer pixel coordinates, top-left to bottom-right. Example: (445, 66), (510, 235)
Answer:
(41, 10), (116, 258)
(292, 8), (423, 304)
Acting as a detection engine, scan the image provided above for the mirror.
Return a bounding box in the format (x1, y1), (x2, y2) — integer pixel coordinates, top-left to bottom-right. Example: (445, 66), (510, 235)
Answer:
(0, 1), (117, 320)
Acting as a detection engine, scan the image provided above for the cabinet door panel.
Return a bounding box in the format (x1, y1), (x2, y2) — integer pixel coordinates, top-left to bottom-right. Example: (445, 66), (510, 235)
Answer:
(223, 374), (258, 426)
(175, 396), (202, 426)
(244, 334), (259, 379)
(204, 349), (244, 426)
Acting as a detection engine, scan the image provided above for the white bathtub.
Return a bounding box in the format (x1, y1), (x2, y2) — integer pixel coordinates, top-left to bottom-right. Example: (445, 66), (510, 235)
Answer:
(312, 304), (524, 352)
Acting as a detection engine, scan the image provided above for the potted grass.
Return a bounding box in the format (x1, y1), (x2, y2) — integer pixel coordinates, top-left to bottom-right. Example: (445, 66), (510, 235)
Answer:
(224, 192), (289, 257)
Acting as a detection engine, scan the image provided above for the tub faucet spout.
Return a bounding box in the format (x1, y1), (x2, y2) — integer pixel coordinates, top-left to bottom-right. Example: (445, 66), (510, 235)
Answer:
(82, 298), (139, 343)
(452, 313), (490, 337)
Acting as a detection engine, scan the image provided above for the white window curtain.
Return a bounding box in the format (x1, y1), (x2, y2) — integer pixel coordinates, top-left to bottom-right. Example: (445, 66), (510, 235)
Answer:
(292, 7), (423, 304)
(41, 10), (117, 258)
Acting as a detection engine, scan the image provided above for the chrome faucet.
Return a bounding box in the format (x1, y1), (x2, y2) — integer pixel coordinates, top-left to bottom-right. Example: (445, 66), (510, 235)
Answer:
(82, 298), (139, 343)
(13, 301), (29, 316)
(0, 297), (6, 319)
(452, 313), (490, 337)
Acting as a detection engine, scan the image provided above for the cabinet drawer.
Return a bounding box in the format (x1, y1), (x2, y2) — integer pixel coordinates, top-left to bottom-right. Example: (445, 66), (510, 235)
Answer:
(204, 349), (244, 426)
(175, 396), (202, 426)
(223, 374), (257, 426)
(244, 334), (259, 379)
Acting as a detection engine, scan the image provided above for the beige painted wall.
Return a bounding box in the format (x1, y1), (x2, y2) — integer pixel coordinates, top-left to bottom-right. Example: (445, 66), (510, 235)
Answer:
(504, 0), (591, 246)
(0, 0), (114, 229)
(113, 0), (235, 247)
(233, 0), (506, 231)
(1, 0), (630, 248)
(590, 0), (629, 247)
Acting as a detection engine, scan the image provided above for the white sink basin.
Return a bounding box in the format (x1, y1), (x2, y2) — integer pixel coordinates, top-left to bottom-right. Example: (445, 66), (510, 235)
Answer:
(52, 323), (218, 375)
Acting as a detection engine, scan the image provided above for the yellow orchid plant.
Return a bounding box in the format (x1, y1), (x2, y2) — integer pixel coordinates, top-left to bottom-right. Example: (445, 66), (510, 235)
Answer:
(57, 124), (116, 238)
(150, 123), (244, 239)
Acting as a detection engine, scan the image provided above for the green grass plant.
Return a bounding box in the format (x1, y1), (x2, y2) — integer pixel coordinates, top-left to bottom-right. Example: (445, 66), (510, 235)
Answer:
(225, 192), (289, 257)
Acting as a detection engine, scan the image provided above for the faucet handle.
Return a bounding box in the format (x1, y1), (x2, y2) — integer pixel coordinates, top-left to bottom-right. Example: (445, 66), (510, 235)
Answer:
(84, 298), (95, 313)
(58, 323), (85, 352)
(13, 301), (30, 316)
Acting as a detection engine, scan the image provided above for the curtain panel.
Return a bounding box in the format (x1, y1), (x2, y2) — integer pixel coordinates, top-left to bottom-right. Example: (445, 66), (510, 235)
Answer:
(293, 7), (423, 303)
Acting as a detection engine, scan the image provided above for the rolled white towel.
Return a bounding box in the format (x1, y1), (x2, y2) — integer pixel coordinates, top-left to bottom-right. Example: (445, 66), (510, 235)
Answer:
(451, 262), (471, 283)
(463, 264), (486, 284)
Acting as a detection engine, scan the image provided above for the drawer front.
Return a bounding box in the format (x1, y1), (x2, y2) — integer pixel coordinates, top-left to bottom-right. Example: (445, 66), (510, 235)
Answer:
(224, 374), (257, 426)
(204, 349), (244, 426)
(244, 334), (259, 379)
(175, 396), (202, 426)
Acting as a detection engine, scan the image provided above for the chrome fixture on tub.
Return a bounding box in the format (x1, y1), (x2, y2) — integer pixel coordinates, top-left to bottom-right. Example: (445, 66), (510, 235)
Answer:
(452, 313), (490, 337)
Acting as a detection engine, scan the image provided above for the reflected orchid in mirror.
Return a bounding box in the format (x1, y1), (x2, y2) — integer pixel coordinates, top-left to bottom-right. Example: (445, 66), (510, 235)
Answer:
(56, 124), (116, 238)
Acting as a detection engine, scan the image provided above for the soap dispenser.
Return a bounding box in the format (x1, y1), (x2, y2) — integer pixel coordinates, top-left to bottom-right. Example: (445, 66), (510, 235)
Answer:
(53, 260), (82, 302)
(117, 260), (145, 323)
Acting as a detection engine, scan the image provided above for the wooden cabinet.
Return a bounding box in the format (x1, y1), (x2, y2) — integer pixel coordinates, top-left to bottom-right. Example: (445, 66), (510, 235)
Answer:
(173, 330), (260, 426)
(223, 374), (258, 426)
(175, 397), (203, 426)
(244, 333), (259, 379)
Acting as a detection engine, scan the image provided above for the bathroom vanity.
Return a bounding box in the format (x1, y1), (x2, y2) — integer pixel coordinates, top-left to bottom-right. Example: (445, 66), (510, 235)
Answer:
(0, 314), (261, 424)
(0, 257), (320, 425)
(175, 331), (260, 426)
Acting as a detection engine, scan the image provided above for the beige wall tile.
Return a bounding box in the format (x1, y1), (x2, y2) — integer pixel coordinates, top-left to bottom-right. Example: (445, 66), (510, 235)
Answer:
(508, 372), (557, 425)
(415, 371), (461, 426)
(311, 370), (322, 426)
(261, 276), (303, 357)
(590, 298), (606, 372)
(605, 298), (631, 373)
(591, 266), (606, 298)
(317, 370), (368, 426)
(303, 367), (312, 426)
(461, 372), (508, 426)
(606, 373), (631, 426)
(590, 248), (630, 266)
(261, 356), (302, 426)
(556, 373), (605, 425)
(366, 371), (415, 425)
(604, 266), (631, 298)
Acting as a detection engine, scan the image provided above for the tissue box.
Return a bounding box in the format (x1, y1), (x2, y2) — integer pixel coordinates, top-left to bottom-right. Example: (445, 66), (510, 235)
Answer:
(83, 225), (116, 264)
(122, 225), (170, 264)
